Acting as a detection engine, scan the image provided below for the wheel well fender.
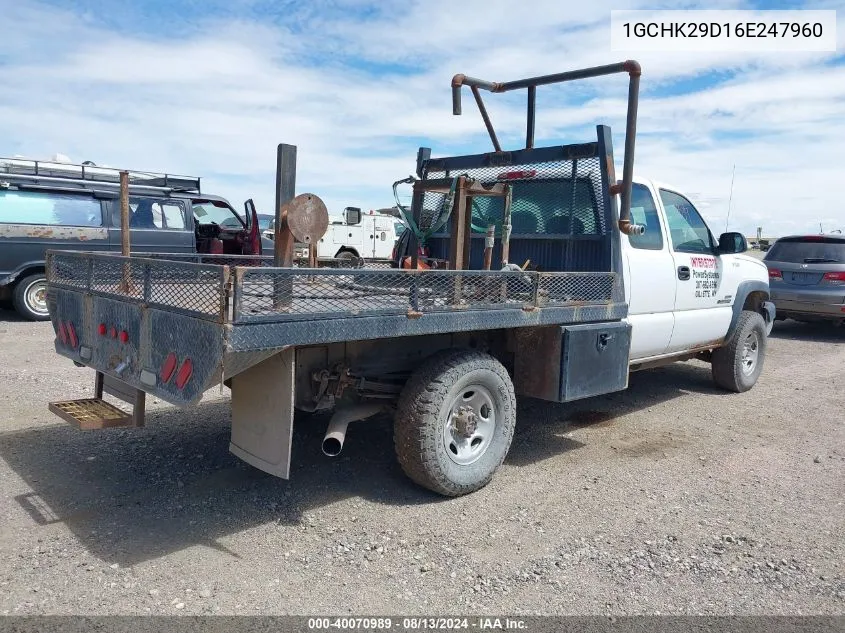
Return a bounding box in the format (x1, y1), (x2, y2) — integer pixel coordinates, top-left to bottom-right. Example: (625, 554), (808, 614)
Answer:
(7, 263), (47, 287)
(725, 281), (772, 342)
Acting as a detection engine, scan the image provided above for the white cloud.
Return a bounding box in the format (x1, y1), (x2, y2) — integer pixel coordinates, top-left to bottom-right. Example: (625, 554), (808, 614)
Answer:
(0, 0), (842, 237)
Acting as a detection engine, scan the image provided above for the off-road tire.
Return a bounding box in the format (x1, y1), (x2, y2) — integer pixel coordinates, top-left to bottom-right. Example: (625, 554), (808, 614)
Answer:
(711, 310), (767, 393)
(13, 274), (50, 321)
(394, 349), (516, 497)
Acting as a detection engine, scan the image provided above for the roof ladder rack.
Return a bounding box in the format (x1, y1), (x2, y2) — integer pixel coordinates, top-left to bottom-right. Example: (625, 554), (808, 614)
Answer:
(0, 157), (201, 194)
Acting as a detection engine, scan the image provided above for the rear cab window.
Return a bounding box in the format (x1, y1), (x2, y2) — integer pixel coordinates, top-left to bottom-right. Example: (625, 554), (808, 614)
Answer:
(627, 184), (664, 250)
(0, 189), (103, 226)
(765, 238), (845, 264)
(471, 178), (602, 236)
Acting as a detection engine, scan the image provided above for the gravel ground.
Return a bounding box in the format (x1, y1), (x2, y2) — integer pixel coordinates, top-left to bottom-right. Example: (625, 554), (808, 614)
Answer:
(0, 308), (843, 615)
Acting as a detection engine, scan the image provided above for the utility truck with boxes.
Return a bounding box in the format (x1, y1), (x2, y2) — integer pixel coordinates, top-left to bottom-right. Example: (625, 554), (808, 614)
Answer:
(44, 61), (774, 496)
(263, 207), (401, 264)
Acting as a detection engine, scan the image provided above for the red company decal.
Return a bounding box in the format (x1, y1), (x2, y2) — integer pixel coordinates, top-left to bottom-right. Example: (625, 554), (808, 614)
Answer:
(690, 257), (716, 268)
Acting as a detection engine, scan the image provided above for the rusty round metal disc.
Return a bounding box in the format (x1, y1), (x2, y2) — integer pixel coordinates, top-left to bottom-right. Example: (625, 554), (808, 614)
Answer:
(283, 193), (329, 243)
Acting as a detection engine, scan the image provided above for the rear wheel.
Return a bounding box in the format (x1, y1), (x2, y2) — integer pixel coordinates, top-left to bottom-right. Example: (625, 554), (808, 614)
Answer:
(711, 310), (767, 393)
(13, 274), (50, 321)
(394, 349), (516, 497)
(336, 250), (364, 268)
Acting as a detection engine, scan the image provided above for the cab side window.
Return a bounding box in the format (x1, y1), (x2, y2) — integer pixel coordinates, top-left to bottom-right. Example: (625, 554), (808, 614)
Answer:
(627, 184), (664, 250)
(659, 189), (715, 254)
(128, 198), (186, 230)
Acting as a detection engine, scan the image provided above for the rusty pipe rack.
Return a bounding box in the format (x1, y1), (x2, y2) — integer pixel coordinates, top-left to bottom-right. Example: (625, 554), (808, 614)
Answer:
(451, 60), (643, 236)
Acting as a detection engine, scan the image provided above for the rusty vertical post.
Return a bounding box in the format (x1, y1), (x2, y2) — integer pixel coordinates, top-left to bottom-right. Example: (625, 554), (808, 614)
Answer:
(119, 170), (131, 293)
(482, 224), (495, 270)
(448, 177), (470, 305)
(273, 144), (296, 309)
(463, 196), (473, 265)
(500, 184), (512, 265)
(274, 144), (297, 267)
(448, 176), (468, 270)
(307, 242), (318, 286)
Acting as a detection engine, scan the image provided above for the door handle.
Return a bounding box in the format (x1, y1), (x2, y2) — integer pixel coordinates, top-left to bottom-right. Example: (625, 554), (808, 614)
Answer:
(677, 266), (690, 281)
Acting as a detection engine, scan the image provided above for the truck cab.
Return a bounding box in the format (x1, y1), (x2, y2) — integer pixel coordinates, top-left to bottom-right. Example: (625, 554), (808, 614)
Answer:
(623, 178), (772, 388)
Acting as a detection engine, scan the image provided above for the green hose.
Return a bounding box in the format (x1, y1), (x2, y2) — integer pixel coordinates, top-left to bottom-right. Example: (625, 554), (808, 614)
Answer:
(392, 176), (461, 246)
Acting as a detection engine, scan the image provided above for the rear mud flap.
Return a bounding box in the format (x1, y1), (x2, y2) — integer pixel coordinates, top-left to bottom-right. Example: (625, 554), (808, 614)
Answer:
(229, 348), (295, 479)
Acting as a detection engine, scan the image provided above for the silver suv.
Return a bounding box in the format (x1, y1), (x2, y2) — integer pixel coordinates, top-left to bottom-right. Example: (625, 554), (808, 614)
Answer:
(764, 235), (845, 326)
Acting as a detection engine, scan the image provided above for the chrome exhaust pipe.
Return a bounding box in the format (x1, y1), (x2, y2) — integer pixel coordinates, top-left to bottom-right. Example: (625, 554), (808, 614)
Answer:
(322, 404), (386, 457)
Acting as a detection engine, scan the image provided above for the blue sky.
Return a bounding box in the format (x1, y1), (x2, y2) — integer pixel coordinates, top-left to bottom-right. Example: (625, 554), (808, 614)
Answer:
(1, 0), (843, 236)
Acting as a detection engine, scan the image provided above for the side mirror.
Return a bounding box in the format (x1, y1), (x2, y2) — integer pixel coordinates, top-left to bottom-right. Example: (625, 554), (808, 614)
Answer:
(344, 207), (362, 225)
(718, 231), (747, 254)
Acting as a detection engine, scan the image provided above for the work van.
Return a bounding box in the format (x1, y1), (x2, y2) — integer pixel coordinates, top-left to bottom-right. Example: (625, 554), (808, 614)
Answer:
(0, 158), (265, 320)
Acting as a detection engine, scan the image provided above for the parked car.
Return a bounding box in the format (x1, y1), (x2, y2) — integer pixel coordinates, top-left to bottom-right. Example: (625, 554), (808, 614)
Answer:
(764, 234), (845, 325)
(0, 157), (265, 320)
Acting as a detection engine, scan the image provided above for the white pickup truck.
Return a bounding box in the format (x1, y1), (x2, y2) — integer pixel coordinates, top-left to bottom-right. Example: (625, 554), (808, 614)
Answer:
(622, 177), (773, 392)
(42, 61), (776, 497)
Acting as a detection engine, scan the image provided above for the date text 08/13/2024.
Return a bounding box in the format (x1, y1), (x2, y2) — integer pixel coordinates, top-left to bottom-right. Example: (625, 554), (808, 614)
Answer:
(307, 617), (528, 630)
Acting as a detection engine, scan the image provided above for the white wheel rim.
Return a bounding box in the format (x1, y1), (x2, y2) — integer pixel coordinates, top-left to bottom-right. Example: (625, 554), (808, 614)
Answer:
(741, 331), (759, 376)
(443, 385), (496, 466)
(25, 279), (48, 315)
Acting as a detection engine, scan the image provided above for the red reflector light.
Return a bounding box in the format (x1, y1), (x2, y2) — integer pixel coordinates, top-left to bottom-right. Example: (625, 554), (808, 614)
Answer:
(66, 321), (78, 349)
(119, 330), (129, 344)
(160, 353), (178, 383)
(768, 268), (782, 279)
(58, 322), (68, 345)
(98, 323), (107, 336)
(497, 169), (537, 180)
(175, 358), (193, 390)
(109, 327), (117, 339)
(823, 271), (845, 282)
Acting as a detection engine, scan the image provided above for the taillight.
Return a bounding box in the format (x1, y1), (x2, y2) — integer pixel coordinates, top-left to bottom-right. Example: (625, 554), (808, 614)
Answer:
(66, 321), (78, 349)
(823, 271), (845, 283)
(119, 330), (129, 344)
(98, 323), (107, 336)
(58, 322), (68, 345)
(175, 358), (193, 389)
(160, 352), (178, 383)
(768, 268), (782, 280)
(109, 327), (117, 339)
(497, 169), (536, 180)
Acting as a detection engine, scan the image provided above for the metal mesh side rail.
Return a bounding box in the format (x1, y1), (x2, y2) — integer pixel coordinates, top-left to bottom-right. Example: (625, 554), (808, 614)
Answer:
(233, 267), (618, 323)
(537, 272), (617, 306)
(47, 251), (229, 322)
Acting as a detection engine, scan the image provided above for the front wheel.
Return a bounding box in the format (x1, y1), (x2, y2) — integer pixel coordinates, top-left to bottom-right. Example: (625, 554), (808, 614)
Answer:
(711, 310), (767, 393)
(13, 274), (50, 321)
(394, 349), (516, 497)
